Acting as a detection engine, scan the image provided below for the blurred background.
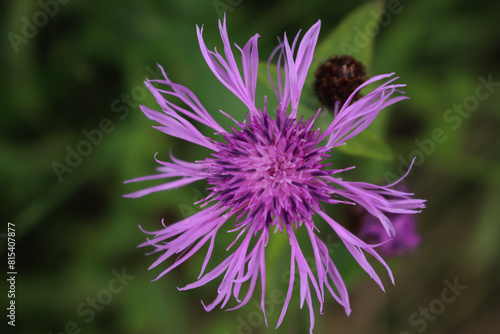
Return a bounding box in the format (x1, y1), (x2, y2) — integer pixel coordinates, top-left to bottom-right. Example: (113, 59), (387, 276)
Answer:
(2, 0), (500, 333)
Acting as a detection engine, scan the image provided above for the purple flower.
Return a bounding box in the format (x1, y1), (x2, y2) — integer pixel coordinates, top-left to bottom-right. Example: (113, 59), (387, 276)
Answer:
(359, 212), (421, 257)
(125, 16), (425, 333)
(358, 186), (422, 257)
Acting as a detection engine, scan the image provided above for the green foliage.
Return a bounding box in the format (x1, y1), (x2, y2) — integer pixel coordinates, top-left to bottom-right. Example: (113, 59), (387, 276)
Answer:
(2, 0), (500, 333)
(337, 129), (393, 161)
(313, 1), (383, 67)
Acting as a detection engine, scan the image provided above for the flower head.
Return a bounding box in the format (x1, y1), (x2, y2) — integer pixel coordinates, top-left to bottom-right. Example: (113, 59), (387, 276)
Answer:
(125, 16), (425, 333)
(359, 212), (421, 257)
(313, 54), (367, 109)
(358, 186), (422, 257)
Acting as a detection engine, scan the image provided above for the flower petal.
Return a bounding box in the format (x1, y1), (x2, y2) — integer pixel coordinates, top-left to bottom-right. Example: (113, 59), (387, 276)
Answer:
(317, 210), (394, 290)
(138, 206), (229, 280)
(180, 224), (268, 320)
(276, 224), (322, 331)
(320, 74), (408, 149)
(305, 224), (351, 314)
(275, 20), (321, 117)
(197, 15), (259, 114)
(146, 65), (226, 133)
(124, 175), (205, 198)
(324, 175), (425, 236)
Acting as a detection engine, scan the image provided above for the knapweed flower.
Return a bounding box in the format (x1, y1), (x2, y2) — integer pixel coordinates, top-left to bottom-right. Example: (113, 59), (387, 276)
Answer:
(313, 54), (367, 109)
(359, 211), (421, 257)
(358, 186), (421, 257)
(125, 16), (425, 333)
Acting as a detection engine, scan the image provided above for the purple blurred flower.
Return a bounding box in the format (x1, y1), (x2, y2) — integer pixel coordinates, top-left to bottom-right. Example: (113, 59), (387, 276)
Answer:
(358, 186), (421, 257)
(125, 16), (425, 333)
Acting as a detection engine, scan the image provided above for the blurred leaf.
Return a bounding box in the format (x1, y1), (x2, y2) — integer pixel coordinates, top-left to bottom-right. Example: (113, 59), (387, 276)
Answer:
(313, 0), (384, 67)
(337, 129), (393, 161)
(467, 187), (500, 273)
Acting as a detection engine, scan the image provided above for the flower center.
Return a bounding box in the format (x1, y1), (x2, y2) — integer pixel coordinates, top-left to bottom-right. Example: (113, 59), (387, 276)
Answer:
(204, 110), (332, 229)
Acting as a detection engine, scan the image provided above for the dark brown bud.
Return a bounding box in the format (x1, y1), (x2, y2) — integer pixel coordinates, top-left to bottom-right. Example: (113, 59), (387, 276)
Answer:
(313, 55), (367, 110)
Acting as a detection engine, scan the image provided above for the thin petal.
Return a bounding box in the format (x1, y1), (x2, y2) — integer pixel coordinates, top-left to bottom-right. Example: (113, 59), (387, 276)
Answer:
(139, 206), (229, 281)
(146, 65), (226, 133)
(197, 14), (259, 114)
(320, 74), (407, 149)
(280, 20), (321, 117)
(276, 224), (321, 331)
(141, 105), (217, 150)
(317, 210), (393, 290)
(124, 176), (205, 198)
(323, 175), (425, 236)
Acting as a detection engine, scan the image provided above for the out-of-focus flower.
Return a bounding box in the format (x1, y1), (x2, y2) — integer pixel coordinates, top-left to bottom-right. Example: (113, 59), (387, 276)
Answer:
(125, 16), (425, 333)
(358, 186), (421, 257)
(313, 54), (367, 109)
